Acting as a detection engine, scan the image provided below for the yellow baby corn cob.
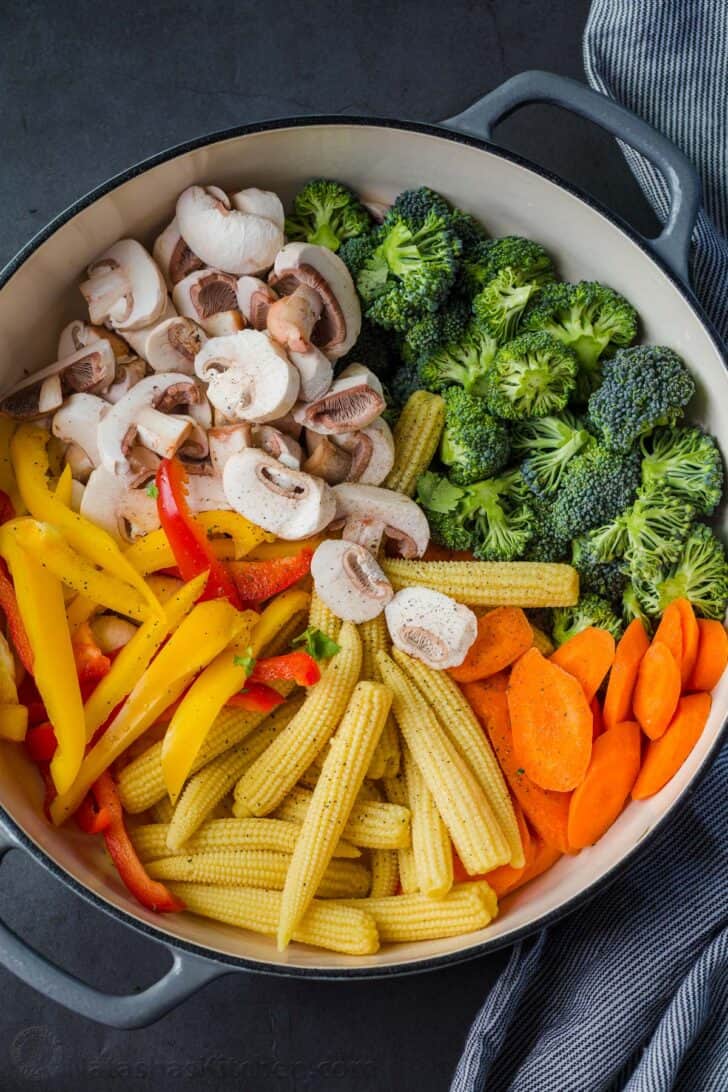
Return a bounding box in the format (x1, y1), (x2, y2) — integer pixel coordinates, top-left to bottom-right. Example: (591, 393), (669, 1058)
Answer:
(393, 650), (524, 868)
(169, 884), (379, 956)
(377, 653), (509, 874)
(307, 590), (342, 643)
(233, 623), (362, 817)
(150, 797), (175, 824)
(530, 625), (555, 656)
(384, 390), (445, 497)
(403, 745), (453, 899)
(166, 699), (303, 851)
(381, 559), (579, 608)
(278, 681), (391, 948)
(149, 849), (370, 898)
(369, 850), (399, 898)
(259, 610), (309, 659)
(359, 615), (400, 779)
(338, 881), (498, 942)
(383, 772), (418, 893)
(132, 818), (361, 862)
(272, 785), (411, 850)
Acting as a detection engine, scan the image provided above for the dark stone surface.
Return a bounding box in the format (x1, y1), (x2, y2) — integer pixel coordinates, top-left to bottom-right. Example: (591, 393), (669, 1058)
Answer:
(0, 1), (656, 1088)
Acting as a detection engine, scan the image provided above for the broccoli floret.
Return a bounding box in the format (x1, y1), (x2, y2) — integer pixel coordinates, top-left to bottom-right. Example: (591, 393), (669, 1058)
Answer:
(388, 360), (422, 411)
(632, 522), (728, 620)
(521, 281), (637, 400)
(284, 179), (371, 252)
(588, 346), (695, 452)
(483, 332), (577, 420)
(462, 470), (535, 562)
(400, 295), (472, 366)
(622, 581), (652, 631)
(339, 320), (397, 378)
(450, 208), (488, 253)
(471, 268), (540, 341)
(552, 593), (624, 646)
(641, 426), (723, 516)
(391, 187), (452, 226)
(416, 472), (474, 551)
(467, 237), (555, 334)
(417, 322), (498, 396)
(511, 412), (591, 497)
(584, 484), (695, 572)
(477, 236), (554, 286)
(440, 388), (510, 485)
(353, 208), (462, 332)
(571, 537), (629, 605)
(339, 234), (375, 279)
(523, 496), (570, 562)
(550, 441), (641, 541)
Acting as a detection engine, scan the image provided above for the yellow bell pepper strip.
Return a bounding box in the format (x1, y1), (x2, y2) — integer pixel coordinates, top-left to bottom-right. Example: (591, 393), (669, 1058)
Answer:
(0, 532), (84, 794)
(66, 594), (100, 633)
(10, 425), (162, 618)
(161, 610), (259, 800)
(50, 598), (247, 825)
(123, 509), (268, 577)
(54, 465), (73, 508)
(246, 537), (324, 560)
(10, 520), (150, 622)
(0, 417), (22, 514)
(0, 630), (27, 741)
(83, 571), (207, 742)
(194, 511), (273, 560)
(249, 589), (312, 655)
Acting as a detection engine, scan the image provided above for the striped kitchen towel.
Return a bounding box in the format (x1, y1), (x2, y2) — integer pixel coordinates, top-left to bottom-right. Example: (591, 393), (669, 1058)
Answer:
(451, 4), (728, 1089)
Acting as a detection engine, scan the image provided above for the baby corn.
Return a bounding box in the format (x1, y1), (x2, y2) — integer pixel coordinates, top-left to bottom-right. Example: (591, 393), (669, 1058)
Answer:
(404, 745), (453, 899)
(131, 818), (360, 862)
(377, 653), (509, 874)
(393, 650), (524, 868)
(530, 625), (555, 656)
(272, 785), (411, 850)
(381, 559), (579, 608)
(383, 772), (419, 893)
(337, 881), (497, 942)
(369, 850), (399, 898)
(385, 391), (445, 497)
(308, 590), (342, 643)
(233, 623), (362, 817)
(359, 616), (400, 779)
(278, 681), (391, 948)
(169, 884), (379, 956)
(148, 849), (370, 898)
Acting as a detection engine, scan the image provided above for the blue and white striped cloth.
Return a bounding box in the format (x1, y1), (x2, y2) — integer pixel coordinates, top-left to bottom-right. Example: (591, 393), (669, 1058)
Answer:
(452, 4), (728, 1089)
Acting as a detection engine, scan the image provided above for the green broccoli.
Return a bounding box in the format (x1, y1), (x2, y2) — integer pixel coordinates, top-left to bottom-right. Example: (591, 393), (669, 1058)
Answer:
(523, 496), (570, 562)
(463, 236), (555, 297)
(416, 472), (474, 551)
(417, 322), (498, 396)
(388, 360), (422, 412)
(450, 208), (488, 252)
(339, 320), (397, 378)
(511, 412), (591, 497)
(640, 425), (723, 516)
(284, 179), (372, 252)
(440, 388), (511, 485)
(521, 281), (637, 400)
(483, 332), (577, 420)
(391, 187), (452, 225)
(632, 522), (728, 620)
(400, 295), (472, 366)
(587, 345), (695, 452)
(584, 484), (695, 571)
(622, 581), (652, 631)
(552, 593), (624, 646)
(571, 536), (629, 605)
(549, 441), (641, 541)
(416, 469), (534, 560)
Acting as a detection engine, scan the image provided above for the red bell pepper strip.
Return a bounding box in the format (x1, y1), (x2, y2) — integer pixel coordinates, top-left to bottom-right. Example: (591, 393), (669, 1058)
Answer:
(251, 651), (320, 688)
(75, 792), (111, 834)
(91, 771), (184, 912)
(38, 763), (57, 822)
(26, 722), (58, 763)
(226, 681), (285, 714)
(155, 458), (242, 608)
(72, 622), (112, 685)
(228, 549), (313, 604)
(0, 560), (34, 674)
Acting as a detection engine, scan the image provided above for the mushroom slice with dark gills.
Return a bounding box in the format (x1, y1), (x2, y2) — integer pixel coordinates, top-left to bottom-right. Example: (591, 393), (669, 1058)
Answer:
(286, 345), (333, 403)
(335, 418), (394, 485)
(292, 364), (384, 435)
(80, 239), (168, 331)
(103, 359), (147, 405)
(57, 320), (135, 364)
(176, 185), (284, 276)
(385, 587), (478, 670)
(311, 539), (393, 623)
(332, 482), (430, 559)
(236, 276), (278, 330)
(0, 340), (117, 420)
(139, 317), (206, 375)
(269, 242), (361, 359)
(223, 449), (335, 540)
(153, 218), (204, 288)
(195, 330), (300, 424)
(266, 284), (323, 354)
(173, 269), (245, 337)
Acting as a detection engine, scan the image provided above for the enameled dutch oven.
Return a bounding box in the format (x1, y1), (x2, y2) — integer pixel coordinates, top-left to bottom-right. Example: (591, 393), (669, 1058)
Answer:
(0, 72), (725, 1028)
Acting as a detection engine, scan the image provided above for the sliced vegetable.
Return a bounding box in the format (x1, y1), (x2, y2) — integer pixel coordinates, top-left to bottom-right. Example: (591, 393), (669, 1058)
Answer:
(226, 682), (285, 713)
(0, 559), (33, 674)
(603, 619), (650, 732)
(632, 693), (711, 800)
(293, 625), (341, 662)
(489, 834), (561, 898)
(228, 550), (313, 604)
(632, 641), (681, 740)
(652, 601), (683, 675)
(590, 696), (604, 740)
(26, 722), (57, 763)
(674, 598), (699, 688)
(75, 792), (111, 834)
(71, 622), (112, 684)
(468, 799), (531, 896)
(250, 651), (320, 688)
(567, 720), (641, 849)
(687, 620), (728, 692)
(550, 626), (615, 702)
(448, 607), (533, 683)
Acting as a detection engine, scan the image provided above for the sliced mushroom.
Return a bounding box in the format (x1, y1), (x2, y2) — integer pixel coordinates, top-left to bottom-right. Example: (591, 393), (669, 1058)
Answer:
(176, 185), (284, 276)
(81, 467), (149, 542)
(64, 443), (94, 482)
(103, 359), (147, 405)
(52, 393), (107, 479)
(173, 268), (244, 336)
(335, 417), (395, 485)
(80, 239), (168, 331)
(292, 363), (385, 435)
(269, 410), (303, 441)
(0, 341), (117, 420)
(254, 425), (302, 470)
(286, 345), (333, 403)
(385, 587), (478, 670)
(266, 284), (322, 353)
(229, 187), (285, 231)
(236, 276), (278, 330)
(302, 433), (352, 485)
(152, 218), (204, 288)
(269, 242), (361, 359)
(332, 483), (430, 559)
(57, 320), (135, 364)
(311, 539), (393, 623)
(223, 449), (335, 540)
(139, 317), (206, 375)
(208, 423), (252, 473)
(194, 330), (299, 424)
(361, 199), (390, 223)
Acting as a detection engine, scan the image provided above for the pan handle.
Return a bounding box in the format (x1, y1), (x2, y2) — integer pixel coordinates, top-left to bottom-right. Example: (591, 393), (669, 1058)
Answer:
(0, 821), (227, 1028)
(440, 70), (700, 286)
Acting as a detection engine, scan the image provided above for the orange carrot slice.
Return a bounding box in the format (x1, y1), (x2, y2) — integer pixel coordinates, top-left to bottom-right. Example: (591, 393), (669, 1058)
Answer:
(687, 620), (728, 692)
(603, 618), (650, 731)
(652, 601), (683, 672)
(567, 720), (641, 849)
(632, 641), (681, 740)
(508, 647), (593, 792)
(550, 626), (616, 702)
(487, 833), (561, 898)
(674, 599), (699, 689)
(632, 693), (711, 799)
(448, 606), (533, 683)
(455, 797), (532, 894)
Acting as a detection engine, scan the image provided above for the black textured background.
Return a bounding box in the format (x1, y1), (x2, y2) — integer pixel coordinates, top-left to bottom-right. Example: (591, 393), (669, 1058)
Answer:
(0, 2), (656, 1089)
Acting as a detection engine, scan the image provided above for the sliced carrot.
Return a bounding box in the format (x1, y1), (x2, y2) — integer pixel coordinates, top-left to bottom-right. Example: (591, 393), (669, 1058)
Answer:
(449, 606), (533, 683)
(567, 720), (641, 850)
(464, 676), (571, 854)
(550, 626), (616, 702)
(603, 619), (650, 732)
(454, 797), (532, 894)
(652, 601), (683, 672)
(632, 693), (711, 800)
(487, 833), (561, 898)
(508, 647), (593, 791)
(590, 696), (604, 740)
(674, 599), (699, 689)
(687, 620), (728, 692)
(632, 641), (681, 740)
